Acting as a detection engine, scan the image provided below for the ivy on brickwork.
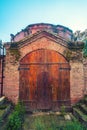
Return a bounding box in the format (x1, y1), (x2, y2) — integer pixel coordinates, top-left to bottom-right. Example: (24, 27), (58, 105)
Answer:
(9, 42), (21, 62)
(63, 50), (72, 61)
(83, 40), (87, 58)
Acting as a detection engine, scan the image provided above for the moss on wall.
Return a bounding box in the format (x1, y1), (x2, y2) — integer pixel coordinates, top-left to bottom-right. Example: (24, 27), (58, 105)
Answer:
(9, 42), (21, 62)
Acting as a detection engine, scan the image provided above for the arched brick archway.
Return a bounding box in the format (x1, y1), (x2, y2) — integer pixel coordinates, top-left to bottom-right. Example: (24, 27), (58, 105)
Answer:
(19, 49), (70, 110)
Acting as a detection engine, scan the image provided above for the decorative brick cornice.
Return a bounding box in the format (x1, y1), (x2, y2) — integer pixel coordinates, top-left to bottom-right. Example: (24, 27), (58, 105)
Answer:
(17, 30), (69, 48)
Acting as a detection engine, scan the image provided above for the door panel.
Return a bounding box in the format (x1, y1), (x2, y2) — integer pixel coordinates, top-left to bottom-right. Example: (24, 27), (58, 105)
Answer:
(19, 49), (70, 110)
(37, 70), (52, 109)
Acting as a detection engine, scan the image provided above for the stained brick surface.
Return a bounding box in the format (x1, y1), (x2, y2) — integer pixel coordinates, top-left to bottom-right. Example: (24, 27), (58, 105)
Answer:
(2, 31), (85, 105)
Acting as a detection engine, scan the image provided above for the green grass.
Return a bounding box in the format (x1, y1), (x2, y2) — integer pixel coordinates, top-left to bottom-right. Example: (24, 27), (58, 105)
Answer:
(23, 114), (87, 130)
(23, 114), (64, 130)
(63, 121), (86, 130)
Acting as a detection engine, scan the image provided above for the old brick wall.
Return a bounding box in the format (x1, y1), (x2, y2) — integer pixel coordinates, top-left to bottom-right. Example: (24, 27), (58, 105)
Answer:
(70, 61), (84, 104)
(20, 37), (85, 105)
(14, 31), (24, 42)
(3, 50), (19, 103)
(3, 36), (85, 105)
(83, 59), (87, 95)
(20, 37), (68, 59)
(0, 59), (2, 96)
(3, 36), (68, 103)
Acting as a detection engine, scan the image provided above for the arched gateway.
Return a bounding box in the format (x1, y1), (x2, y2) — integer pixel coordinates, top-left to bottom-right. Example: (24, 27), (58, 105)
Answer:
(19, 49), (70, 110)
(3, 23), (85, 110)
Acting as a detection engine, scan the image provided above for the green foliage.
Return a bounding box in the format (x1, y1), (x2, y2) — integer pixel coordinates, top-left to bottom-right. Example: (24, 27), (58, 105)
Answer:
(6, 101), (25, 130)
(34, 118), (45, 130)
(68, 42), (84, 51)
(9, 42), (21, 61)
(6, 111), (22, 130)
(60, 105), (66, 116)
(83, 41), (87, 58)
(63, 121), (86, 130)
(23, 114), (87, 130)
(0, 117), (3, 124)
(35, 120), (86, 130)
(9, 48), (21, 61)
(15, 101), (25, 114)
(0, 105), (7, 109)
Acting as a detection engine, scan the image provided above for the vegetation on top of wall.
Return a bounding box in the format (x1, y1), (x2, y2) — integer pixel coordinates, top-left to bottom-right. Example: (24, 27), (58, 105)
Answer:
(10, 42), (19, 48)
(9, 42), (21, 62)
(83, 40), (87, 58)
(64, 49), (83, 61)
(68, 41), (84, 51)
(9, 48), (21, 61)
(63, 41), (84, 61)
